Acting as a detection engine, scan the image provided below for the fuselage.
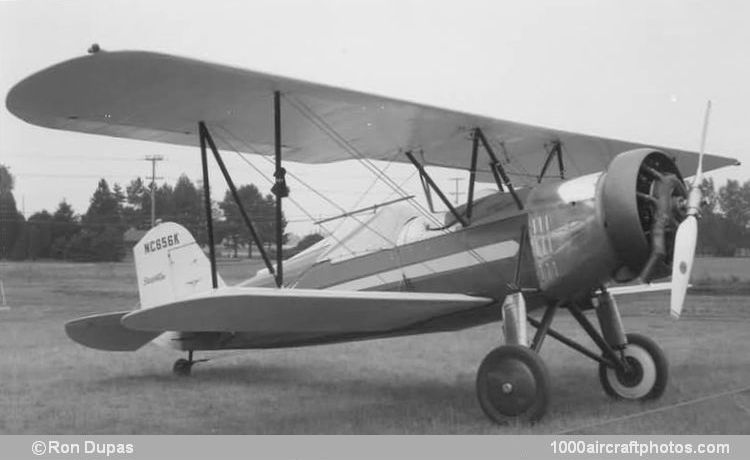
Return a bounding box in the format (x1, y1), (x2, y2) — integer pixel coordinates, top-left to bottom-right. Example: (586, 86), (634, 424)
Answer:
(172, 148), (684, 350)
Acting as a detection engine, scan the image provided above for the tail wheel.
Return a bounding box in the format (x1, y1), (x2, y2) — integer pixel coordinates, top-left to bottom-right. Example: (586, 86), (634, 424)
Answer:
(173, 358), (192, 377)
(599, 332), (668, 400)
(476, 345), (550, 424)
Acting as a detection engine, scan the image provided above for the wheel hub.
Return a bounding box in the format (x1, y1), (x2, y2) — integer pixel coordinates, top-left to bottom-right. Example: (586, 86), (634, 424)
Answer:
(486, 360), (537, 416)
(615, 356), (644, 387)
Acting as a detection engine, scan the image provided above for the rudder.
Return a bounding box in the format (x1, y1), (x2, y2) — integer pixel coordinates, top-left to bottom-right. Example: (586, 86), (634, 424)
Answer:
(134, 222), (223, 308)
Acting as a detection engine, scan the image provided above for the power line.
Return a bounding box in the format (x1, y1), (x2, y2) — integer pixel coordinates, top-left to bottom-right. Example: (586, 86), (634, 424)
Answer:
(12, 172), (414, 197)
(12, 172), (181, 180)
(1, 215), (333, 225)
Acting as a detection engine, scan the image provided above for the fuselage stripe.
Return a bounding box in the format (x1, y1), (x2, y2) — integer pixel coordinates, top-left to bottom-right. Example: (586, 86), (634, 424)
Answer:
(328, 240), (519, 290)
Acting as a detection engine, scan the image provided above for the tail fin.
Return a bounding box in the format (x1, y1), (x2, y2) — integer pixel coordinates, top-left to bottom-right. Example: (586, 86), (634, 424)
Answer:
(134, 222), (224, 308)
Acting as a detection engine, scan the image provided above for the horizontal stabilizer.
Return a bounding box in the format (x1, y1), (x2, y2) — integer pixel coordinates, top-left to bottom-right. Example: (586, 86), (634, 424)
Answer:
(65, 311), (161, 351)
(121, 287), (493, 334)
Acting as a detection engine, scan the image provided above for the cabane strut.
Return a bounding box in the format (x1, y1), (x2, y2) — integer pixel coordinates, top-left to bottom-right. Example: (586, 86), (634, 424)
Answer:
(406, 127), (524, 228)
(537, 140), (565, 183)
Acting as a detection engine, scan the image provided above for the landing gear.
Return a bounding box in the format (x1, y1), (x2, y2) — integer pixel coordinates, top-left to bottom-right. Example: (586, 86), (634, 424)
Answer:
(476, 291), (551, 423)
(477, 290), (670, 425)
(599, 332), (668, 400)
(173, 350), (197, 377)
(173, 358), (193, 376)
(476, 345), (549, 423)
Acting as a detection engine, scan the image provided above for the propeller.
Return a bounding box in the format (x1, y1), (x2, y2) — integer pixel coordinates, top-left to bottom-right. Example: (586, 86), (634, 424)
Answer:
(670, 100), (712, 319)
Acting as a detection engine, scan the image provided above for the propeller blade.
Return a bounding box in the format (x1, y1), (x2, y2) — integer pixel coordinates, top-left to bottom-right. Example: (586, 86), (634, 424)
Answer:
(693, 100), (712, 186)
(670, 100), (711, 319)
(670, 215), (697, 319)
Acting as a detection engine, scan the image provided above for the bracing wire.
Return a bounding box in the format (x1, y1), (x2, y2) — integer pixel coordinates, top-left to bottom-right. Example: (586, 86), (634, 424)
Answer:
(282, 95), (443, 227)
(211, 126), (406, 250)
(281, 94), (489, 266)
(488, 137), (534, 186)
(330, 148), (404, 236)
(559, 143), (583, 178)
(209, 126), (396, 285)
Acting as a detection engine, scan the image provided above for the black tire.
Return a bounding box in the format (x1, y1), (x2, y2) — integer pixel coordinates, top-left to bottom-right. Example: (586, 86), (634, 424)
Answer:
(173, 358), (192, 377)
(599, 332), (668, 400)
(476, 345), (550, 424)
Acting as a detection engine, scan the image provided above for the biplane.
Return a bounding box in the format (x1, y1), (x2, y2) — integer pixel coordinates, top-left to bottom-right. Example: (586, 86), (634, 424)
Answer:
(6, 48), (738, 424)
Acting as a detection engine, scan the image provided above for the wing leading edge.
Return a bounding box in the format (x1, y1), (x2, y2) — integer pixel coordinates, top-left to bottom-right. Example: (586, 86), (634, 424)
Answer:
(6, 51), (738, 185)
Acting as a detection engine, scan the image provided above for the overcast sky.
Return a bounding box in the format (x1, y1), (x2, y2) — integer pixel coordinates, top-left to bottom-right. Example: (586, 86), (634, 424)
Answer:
(2, 0), (749, 235)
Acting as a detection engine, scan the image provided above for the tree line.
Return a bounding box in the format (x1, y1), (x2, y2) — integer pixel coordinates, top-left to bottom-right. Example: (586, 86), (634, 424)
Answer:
(696, 178), (750, 256)
(0, 163), (312, 262)
(1, 163), (748, 261)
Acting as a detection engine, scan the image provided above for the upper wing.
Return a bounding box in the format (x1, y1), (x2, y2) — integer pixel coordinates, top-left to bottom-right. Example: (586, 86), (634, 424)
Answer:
(121, 287), (493, 333)
(6, 50), (737, 184)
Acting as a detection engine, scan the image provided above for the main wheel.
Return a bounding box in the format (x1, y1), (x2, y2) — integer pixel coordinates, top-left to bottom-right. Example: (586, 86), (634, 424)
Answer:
(173, 358), (192, 377)
(599, 332), (668, 400)
(476, 345), (550, 424)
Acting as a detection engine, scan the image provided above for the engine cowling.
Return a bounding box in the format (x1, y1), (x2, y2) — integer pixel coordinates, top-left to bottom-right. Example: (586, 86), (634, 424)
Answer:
(526, 148), (685, 300)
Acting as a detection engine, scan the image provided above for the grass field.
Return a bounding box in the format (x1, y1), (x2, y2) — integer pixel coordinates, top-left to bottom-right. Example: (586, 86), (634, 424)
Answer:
(1, 258), (749, 434)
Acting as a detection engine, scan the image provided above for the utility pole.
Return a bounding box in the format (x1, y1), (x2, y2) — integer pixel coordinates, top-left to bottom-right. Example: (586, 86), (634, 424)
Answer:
(449, 177), (465, 204)
(144, 155), (164, 227)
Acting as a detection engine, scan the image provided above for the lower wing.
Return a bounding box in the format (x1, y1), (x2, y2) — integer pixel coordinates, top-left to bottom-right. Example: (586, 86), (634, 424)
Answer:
(607, 282), (682, 296)
(121, 287), (494, 334)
